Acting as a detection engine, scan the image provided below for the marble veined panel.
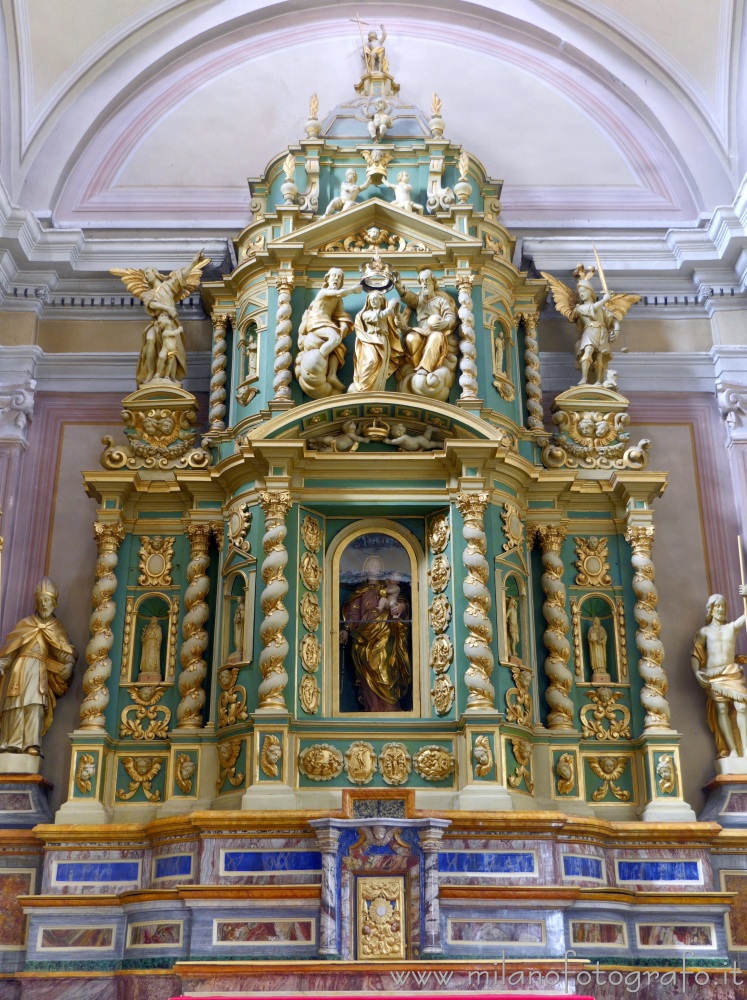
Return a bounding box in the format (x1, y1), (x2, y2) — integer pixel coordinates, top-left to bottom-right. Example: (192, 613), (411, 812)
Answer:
(154, 855), (193, 880)
(562, 855), (604, 881)
(616, 860), (702, 884)
(213, 919), (315, 945)
(220, 850), (322, 875)
(52, 860), (141, 885)
(438, 851), (536, 876)
(0, 870), (34, 948)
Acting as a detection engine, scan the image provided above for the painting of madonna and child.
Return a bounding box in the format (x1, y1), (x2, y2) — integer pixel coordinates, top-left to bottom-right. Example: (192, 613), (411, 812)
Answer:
(338, 532), (414, 714)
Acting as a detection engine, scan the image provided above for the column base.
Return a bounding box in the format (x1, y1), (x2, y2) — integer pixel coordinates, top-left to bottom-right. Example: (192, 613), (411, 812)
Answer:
(452, 783), (513, 811)
(55, 797), (112, 825)
(640, 798), (697, 822)
(241, 782), (297, 811)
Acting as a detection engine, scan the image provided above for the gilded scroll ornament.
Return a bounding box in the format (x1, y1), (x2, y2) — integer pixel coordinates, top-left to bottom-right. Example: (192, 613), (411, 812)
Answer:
(555, 752), (576, 795)
(217, 665), (248, 728)
(432, 674), (455, 716)
(574, 536), (611, 587)
(501, 503), (523, 552)
(175, 753), (195, 794)
(300, 552), (322, 592)
(300, 515), (323, 553)
(430, 633), (453, 673)
(299, 673), (320, 715)
(473, 735), (493, 778)
(428, 514), (450, 554)
(507, 738), (534, 794)
(138, 536), (174, 586)
(300, 592), (321, 632)
(75, 754), (95, 794)
(299, 743), (343, 781)
(120, 684), (171, 740)
(358, 877), (406, 960)
(413, 745), (455, 781)
(429, 594), (452, 634)
(344, 741), (378, 784)
(656, 754), (676, 794)
(321, 224), (425, 254)
(540, 405), (650, 471)
(228, 503), (252, 553)
(379, 743), (412, 786)
(260, 735), (282, 778)
(455, 493), (495, 710)
(428, 555), (450, 594)
(117, 756), (163, 801)
(300, 632), (321, 672)
(216, 739), (244, 791)
(505, 663), (532, 726)
(581, 687), (631, 740)
(588, 755), (631, 801)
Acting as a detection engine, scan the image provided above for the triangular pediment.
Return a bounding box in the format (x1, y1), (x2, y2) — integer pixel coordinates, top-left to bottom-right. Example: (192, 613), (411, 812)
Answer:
(268, 198), (482, 261)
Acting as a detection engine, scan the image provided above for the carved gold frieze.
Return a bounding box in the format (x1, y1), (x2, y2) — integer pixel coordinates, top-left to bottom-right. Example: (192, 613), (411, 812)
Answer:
(588, 755), (631, 801)
(175, 753), (196, 794)
(299, 744), (343, 781)
(300, 592), (321, 631)
(228, 502), (252, 553)
(116, 756), (163, 802)
(428, 514), (450, 554)
(301, 515), (323, 553)
(216, 739), (245, 791)
(413, 745), (455, 781)
(138, 536), (174, 587)
(300, 552), (321, 591)
(469, 735), (491, 778)
(501, 503), (523, 552)
(217, 665), (249, 728)
(260, 735), (282, 777)
(300, 632), (320, 672)
(431, 674), (455, 716)
(555, 752), (576, 795)
(75, 753), (95, 794)
(507, 738), (534, 794)
(430, 633), (453, 673)
(379, 743), (412, 786)
(357, 876), (406, 960)
(428, 555), (450, 593)
(574, 536), (611, 587)
(505, 663), (532, 727)
(119, 684), (171, 740)
(322, 224), (426, 254)
(540, 404), (649, 471)
(429, 594), (452, 634)
(581, 688), (631, 740)
(299, 673), (320, 714)
(344, 741), (378, 784)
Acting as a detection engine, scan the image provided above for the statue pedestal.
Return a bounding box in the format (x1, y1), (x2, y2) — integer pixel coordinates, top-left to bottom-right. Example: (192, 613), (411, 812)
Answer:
(700, 774), (747, 826)
(0, 773), (53, 827)
(715, 756), (747, 776)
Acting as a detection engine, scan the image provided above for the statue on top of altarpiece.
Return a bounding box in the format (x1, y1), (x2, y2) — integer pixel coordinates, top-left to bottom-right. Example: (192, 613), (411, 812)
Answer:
(0, 578), (76, 759)
(111, 251), (210, 388)
(541, 264), (640, 387)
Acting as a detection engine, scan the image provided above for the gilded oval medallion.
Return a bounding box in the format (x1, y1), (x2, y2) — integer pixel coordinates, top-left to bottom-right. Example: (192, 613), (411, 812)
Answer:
(430, 633), (453, 673)
(300, 551), (322, 591)
(300, 632), (321, 672)
(298, 743), (343, 781)
(299, 673), (320, 715)
(431, 674), (455, 716)
(300, 591), (321, 631)
(428, 594), (452, 634)
(428, 514), (450, 554)
(428, 555), (450, 594)
(301, 515), (323, 553)
(413, 745), (455, 781)
(378, 742), (412, 786)
(344, 741), (378, 784)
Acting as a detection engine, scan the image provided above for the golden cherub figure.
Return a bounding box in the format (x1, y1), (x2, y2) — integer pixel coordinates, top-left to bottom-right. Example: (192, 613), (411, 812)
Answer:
(111, 251), (210, 388)
(541, 264), (640, 386)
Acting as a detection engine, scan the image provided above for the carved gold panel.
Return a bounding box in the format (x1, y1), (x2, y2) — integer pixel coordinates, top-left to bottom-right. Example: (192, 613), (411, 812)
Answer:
(357, 876), (406, 960)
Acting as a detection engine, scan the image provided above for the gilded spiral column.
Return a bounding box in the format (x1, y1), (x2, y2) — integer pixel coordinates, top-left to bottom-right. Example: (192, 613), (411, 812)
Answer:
(176, 523), (212, 729)
(258, 490), (293, 710)
(79, 521), (125, 729)
(625, 524), (671, 731)
(208, 313), (229, 431)
(520, 312), (543, 431)
(456, 273), (479, 402)
(535, 525), (575, 731)
(455, 492), (494, 710)
(272, 275), (294, 404)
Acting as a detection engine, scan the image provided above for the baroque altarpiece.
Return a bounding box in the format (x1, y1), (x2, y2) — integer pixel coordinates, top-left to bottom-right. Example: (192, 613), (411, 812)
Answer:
(1, 39), (742, 998)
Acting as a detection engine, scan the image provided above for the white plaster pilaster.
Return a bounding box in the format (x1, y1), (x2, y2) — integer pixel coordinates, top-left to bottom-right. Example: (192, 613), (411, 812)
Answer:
(713, 345), (747, 538)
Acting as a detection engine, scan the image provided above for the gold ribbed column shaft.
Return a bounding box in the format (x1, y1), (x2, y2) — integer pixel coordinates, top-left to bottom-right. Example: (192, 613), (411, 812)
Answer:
(272, 275), (294, 403)
(258, 490), (293, 710)
(455, 492), (495, 710)
(535, 524), (575, 731)
(520, 312), (543, 431)
(456, 273), (478, 401)
(209, 313), (229, 431)
(176, 523), (212, 728)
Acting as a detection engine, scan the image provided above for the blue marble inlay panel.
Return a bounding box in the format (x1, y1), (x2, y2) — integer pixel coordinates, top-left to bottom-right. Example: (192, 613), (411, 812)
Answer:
(154, 855), (193, 880)
(438, 852), (536, 875)
(563, 855), (603, 880)
(616, 860), (701, 883)
(53, 860), (141, 884)
(221, 851), (322, 874)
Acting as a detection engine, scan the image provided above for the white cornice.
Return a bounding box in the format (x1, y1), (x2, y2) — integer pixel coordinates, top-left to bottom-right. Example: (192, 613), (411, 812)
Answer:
(540, 351), (718, 395)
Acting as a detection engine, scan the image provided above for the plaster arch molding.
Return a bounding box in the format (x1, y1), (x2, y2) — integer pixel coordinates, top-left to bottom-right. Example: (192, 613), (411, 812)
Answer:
(4, 0), (732, 223)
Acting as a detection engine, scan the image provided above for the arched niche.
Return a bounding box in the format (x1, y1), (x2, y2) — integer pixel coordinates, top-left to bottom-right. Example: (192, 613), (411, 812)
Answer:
(222, 569), (255, 665)
(573, 593), (621, 684)
(327, 520), (424, 717)
(123, 592), (177, 684)
(501, 571), (527, 663)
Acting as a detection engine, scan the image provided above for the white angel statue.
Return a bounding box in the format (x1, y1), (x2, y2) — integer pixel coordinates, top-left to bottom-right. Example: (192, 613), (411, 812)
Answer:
(541, 264), (640, 386)
(112, 251), (210, 387)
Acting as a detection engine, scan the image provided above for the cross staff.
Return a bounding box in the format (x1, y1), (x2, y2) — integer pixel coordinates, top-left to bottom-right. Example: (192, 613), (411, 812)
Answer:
(350, 14), (372, 73)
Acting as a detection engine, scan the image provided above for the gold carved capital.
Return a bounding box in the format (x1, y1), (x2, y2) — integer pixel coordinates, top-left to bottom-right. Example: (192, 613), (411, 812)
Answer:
(94, 521), (125, 553)
(184, 522), (212, 554)
(455, 491), (489, 523)
(625, 524), (655, 553)
(535, 524), (567, 553)
(519, 312), (539, 333)
(455, 271), (474, 290)
(259, 490), (293, 521)
(211, 312), (230, 330)
(275, 274), (295, 293)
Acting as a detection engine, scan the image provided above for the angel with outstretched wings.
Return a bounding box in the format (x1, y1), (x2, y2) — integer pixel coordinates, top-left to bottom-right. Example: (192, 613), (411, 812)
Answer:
(541, 264), (640, 387)
(111, 251), (210, 387)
